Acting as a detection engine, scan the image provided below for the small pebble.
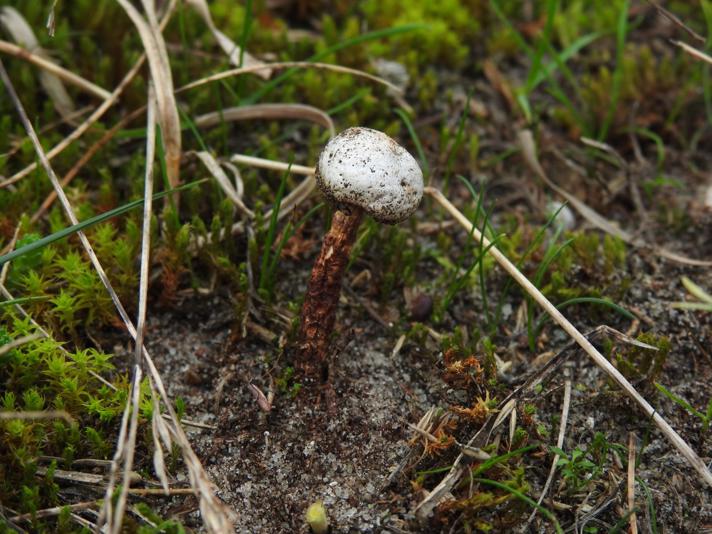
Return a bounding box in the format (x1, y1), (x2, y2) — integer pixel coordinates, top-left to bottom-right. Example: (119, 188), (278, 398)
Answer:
(409, 292), (433, 321)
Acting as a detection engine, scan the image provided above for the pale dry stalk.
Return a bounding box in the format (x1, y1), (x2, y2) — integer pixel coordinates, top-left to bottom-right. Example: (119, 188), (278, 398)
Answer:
(426, 186), (712, 488)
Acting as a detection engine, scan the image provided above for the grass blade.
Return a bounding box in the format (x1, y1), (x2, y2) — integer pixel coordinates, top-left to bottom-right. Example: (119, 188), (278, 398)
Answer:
(243, 23), (426, 105)
(637, 477), (659, 534)
(0, 296), (49, 308)
(534, 296), (635, 339)
(0, 180), (204, 268)
(471, 444), (538, 477)
(258, 162), (291, 296)
(426, 186), (712, 488)
(681, 276), (712, 304)
(395, 108), (430, 177)
(598, 0), (630, 140)
(473, 477), (563, 533)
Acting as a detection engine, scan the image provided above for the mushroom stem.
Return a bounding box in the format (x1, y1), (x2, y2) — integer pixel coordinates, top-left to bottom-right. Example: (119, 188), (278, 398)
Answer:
(297, 207), (364, 380)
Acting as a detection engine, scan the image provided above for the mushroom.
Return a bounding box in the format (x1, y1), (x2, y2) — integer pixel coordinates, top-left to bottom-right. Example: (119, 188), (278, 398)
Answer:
(296, 127), (424, 381)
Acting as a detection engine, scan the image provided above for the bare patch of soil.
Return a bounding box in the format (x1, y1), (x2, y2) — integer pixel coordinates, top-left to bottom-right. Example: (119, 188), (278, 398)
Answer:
(141, 240), (712, 533)
(144, 294), (441, 532)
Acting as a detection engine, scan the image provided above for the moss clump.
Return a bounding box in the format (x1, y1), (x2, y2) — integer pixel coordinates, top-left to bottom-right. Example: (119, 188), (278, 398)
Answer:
(614, 332), (670, 383)
(360, 0), (482, 72)
(0, 315), (126, 527)
(5, 222), (141, 339)
(580, 41), (702, 141)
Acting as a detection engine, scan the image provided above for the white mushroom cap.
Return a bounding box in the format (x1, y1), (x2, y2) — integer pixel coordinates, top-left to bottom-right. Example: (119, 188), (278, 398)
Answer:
(316, 127), (424, 224)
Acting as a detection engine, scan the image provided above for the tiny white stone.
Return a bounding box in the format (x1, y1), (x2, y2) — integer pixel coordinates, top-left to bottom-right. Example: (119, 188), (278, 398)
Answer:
(303, 440), (316, 457)
(586, 416), (595, 430)
(371, 58), (410, 91)
(545, 200), (576, 232)
(316, 127), (424, 224)
(501, 303), (512, 318)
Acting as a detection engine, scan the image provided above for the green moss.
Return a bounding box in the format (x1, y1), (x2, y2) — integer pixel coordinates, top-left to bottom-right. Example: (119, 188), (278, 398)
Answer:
(580, 42), (701, 140)
(568, 231), (628, 283)
(553, 0), (626, 48)
(361, 0), (479, 71)
(602, 234), (626, 275)
(614, 333), (670, 383)
(0, 316), (126, 523)
(0, 1), (708, 529)
(275, 366), (302, 398)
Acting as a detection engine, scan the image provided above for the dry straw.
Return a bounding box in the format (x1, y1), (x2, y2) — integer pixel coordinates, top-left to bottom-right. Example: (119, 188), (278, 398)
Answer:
(116, 0), (181, 194)
(204, 148), (712, 493)
(0, 7), (77, 118)
(0, 57), (233, 533)
(424, 186), (712, 491)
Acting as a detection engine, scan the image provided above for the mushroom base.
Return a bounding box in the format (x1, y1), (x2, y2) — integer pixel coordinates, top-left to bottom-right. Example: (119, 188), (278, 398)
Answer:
(296, 207), (364, 382)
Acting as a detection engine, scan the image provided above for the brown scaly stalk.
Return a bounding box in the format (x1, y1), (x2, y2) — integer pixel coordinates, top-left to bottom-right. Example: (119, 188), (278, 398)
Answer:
(297, 209), (364, 380)
(294, 127), (423, 383)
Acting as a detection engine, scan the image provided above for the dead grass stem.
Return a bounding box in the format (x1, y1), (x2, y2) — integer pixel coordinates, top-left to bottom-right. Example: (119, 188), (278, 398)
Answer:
(425, 186), (712, 491)
(0, 56), (233, 533)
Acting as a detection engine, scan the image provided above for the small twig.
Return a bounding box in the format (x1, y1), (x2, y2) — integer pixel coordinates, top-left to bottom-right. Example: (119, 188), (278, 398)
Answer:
(246, 320), (278, 344)
(127, 487), (195, 496)
(185, 0), (270, 78)
(391, 334), (406, 358)
(230, 153), (316, 175)
(645, 0), (706, 44)
(406, 422), (441, 444)
(0, 39), (111, 99)
(35, 466), (106, 485)
(193, 151), (255, 219)
(10, 501), (98, 522)
(162, 414), (217, 430)
(129, 505), (158, 530)
(423, 187), (712, 506)
(213, 371), (233, 412)
(628, 432), (638, 534)
(176, 60), (403, 96)
(69, 513), (95, 531)
(71, 458), (114, 468)
(0, 409), (74, 424)
(195, 103), (335, 138)
(670, 39), (712, 66)
(525, 379), (571, 529)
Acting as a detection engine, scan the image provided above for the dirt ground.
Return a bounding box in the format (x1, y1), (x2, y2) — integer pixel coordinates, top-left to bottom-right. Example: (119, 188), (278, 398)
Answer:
(73, 8), (712, 532)
(131, 74), (712, 530)
(3, 3), (712, 533)
(137, 204), (712, 533)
